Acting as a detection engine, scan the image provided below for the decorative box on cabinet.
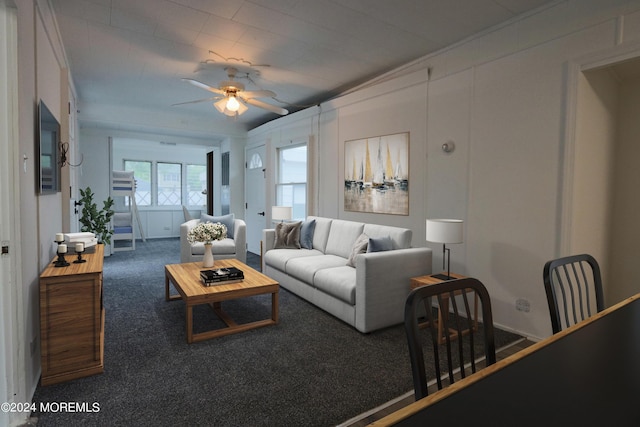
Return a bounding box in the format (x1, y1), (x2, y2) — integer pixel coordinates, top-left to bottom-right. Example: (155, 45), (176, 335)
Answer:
(39, 244), (105, 386)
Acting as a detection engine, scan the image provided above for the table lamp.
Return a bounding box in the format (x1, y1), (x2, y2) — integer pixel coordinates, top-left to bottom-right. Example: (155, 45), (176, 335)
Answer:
(426, 219), (464, 280)
(272, 206), (292, 223)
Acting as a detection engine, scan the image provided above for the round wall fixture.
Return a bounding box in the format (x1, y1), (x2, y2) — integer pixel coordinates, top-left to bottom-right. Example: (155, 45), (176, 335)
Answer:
(442, 141), (455, 153)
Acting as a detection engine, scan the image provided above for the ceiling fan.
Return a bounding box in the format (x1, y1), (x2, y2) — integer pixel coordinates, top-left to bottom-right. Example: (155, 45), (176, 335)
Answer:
(175, 67), (288, 117)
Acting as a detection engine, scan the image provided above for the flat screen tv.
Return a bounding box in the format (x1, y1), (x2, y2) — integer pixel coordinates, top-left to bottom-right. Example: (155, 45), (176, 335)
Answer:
(37, 100), (61, 194)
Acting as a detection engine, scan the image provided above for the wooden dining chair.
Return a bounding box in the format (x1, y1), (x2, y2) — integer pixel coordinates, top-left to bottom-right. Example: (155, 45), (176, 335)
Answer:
(543, 254), (604, 334)
(404, 277), (496, 400)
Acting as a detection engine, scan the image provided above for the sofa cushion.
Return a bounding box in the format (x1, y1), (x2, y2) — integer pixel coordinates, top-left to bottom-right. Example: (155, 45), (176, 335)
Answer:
(299, 219), (316, 249)
(201, 213), (234, 237)
(347, 233), (369, 267)
(307, 216), (333, 252)
(286, 255), (347, 284)
(264, 248), (324, 271)
(191, 238), (236, 255)
(314, 266), (356, 305)
(325, 220), (365, 258)
(274, 221), (302, 249)
(367, 236), (394, 252)
(363, 223), (412, 249)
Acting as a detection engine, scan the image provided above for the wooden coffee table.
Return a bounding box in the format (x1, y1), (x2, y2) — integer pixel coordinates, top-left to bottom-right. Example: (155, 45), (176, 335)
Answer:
(165, 258), (279, 343)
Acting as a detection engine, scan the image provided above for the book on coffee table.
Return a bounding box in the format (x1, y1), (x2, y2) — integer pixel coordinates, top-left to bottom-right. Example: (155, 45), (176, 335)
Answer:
(200, 267), (244, 286)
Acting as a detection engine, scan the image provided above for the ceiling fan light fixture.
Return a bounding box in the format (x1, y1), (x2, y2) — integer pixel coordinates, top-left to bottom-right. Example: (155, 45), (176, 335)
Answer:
(181, 73), (286, 117)
(213, 96), (248, 117)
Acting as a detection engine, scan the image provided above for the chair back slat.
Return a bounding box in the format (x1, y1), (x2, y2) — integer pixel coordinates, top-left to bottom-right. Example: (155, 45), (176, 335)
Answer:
(405, 278), (496, 400)
(423, 296), (442, 391)
(543, 254), (604, 334)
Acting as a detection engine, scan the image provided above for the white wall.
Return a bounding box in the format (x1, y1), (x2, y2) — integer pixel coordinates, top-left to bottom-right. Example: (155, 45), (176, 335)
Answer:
(16, 1), (40, 410)
(35, 8), (63, 267)
(249, 0), (640, 340)
(572, 69), (618, 297)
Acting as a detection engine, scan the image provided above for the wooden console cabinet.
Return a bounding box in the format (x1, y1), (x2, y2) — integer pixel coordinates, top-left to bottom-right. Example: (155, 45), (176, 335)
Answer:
(39, 244), (104, 385)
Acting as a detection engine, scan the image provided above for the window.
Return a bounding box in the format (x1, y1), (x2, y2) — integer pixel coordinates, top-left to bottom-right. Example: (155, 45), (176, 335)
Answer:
(123, 159), (205, 208)
(249, 152), (263, 169)
(186, 164), (206, 206)
(276, 144), (307, 220)
(123, 160), (151, 206)
(157, 162), (181, 206)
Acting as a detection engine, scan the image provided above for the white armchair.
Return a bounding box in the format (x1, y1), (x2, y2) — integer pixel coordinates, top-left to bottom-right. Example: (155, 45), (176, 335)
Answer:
(180, 217), (246, 264)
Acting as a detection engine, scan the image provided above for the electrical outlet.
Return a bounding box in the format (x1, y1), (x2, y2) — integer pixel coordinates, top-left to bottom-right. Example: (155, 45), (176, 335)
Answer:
(516, 298), (530, 313)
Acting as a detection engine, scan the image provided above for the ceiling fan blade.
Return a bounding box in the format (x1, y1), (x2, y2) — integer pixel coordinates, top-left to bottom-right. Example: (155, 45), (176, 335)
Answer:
(240, 89), (276, 98)
(171, 97), (219, 106)
(244, 98), (289, 115)
(182, 78), (225, 95)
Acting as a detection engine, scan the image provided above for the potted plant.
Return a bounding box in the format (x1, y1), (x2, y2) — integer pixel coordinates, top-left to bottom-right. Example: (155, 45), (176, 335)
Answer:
(79, 187), (115, 245)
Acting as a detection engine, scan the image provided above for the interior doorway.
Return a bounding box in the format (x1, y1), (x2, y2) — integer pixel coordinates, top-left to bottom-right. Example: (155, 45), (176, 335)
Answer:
(569, 56), (640, 306)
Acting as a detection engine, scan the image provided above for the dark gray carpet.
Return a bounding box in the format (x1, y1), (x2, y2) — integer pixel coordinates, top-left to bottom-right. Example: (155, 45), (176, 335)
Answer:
(32, 238), (521, 426)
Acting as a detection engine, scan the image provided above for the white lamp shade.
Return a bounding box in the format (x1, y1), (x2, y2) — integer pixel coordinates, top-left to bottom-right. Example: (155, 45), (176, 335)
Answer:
(214, 97), (248, 116)
(272, 206), (292, 221)
(426, 219), (464, 244)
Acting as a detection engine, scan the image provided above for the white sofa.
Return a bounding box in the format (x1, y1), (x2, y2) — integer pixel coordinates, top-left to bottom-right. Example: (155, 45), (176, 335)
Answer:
(262, 216), (432, 333)
(180, 215), (247, 264)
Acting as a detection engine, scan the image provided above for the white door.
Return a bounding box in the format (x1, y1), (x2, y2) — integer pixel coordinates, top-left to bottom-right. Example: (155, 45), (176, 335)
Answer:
(245, 145), (266, 254)
(1, 4), (19, 424)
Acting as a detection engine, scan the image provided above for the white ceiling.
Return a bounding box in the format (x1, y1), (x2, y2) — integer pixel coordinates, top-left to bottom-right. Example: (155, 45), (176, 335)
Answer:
(51, 0), (557, 137)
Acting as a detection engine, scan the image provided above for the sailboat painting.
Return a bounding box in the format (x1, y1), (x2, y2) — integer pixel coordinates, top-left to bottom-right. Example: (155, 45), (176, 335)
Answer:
(344, 132), (409, 215)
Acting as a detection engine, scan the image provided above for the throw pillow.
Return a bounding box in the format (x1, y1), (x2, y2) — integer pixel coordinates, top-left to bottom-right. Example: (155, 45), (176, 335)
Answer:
(299, 219), (316, 249)
(200, 213), (234, 237)
(367, 236), (394, 252)
(274, 222), (302, 249)
(346, 233), (369, 267)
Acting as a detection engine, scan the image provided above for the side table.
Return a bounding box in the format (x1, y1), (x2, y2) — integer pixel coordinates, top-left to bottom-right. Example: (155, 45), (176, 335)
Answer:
(410, 272), (479, 344)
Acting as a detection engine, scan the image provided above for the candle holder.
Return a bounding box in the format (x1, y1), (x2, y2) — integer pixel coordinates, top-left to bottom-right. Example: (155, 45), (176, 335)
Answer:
(73, 247), (87, 264)
(53, 240), (70, 267)
(54, 252), (70, 267)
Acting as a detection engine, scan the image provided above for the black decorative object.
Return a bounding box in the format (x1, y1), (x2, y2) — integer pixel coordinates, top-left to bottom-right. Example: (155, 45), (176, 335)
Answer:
(54, 247), (70, 268)
(200, 267), (244, 285)
(73, 245), (86, 264)
(53, 237), (70, 267)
